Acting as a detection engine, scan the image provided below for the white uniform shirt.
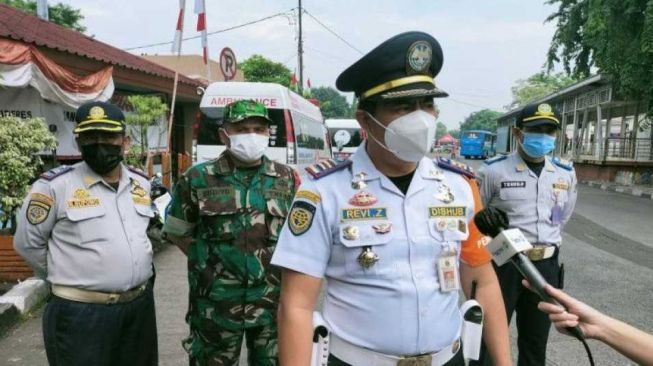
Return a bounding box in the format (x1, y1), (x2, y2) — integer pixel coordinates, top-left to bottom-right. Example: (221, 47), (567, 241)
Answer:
(14, 162), (154, 292)
(477, 152), (578, 245)
(271, 145), (484, 356)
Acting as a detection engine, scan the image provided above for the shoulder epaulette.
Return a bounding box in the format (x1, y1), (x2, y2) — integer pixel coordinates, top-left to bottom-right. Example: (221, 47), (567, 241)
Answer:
(552, 157), (574, 171)
(305, 159), (352, 179)
(40, 165), (74, 181)
(128, 166), (150, 179)
(484, 154), (508, 165)
(436, 157), (475, 179)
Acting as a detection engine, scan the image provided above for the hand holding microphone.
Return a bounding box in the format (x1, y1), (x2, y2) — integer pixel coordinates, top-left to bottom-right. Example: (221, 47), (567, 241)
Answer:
(473, 207), (585, 341)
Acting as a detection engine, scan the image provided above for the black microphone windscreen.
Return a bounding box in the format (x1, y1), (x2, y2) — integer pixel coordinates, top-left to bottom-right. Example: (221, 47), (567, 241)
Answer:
(473, 207), (509, 238)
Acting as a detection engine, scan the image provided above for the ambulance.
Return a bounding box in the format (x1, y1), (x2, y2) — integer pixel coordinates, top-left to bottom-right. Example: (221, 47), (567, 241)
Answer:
(196, 82), (331, 170)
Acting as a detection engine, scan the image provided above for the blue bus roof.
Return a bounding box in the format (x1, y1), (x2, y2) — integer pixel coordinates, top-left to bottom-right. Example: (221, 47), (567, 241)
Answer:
(462, 130), (496, 135)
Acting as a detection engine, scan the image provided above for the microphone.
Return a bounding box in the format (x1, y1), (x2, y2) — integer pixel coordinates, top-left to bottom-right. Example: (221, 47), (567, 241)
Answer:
(474, 207), (585, 341)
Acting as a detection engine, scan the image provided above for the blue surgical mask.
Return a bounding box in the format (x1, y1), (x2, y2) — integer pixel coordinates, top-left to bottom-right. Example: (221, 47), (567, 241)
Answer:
(520, 132), (556, 158)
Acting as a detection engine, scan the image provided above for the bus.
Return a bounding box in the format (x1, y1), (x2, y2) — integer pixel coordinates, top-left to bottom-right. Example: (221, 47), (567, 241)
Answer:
(460, 130), (496, 159)
(324, 119), (365, 161)
(197, 82), (332, 171)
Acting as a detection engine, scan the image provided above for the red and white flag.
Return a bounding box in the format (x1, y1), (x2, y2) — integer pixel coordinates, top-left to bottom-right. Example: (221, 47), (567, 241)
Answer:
(194, 0), (208, 64)
(290, 73), (298, 90)
(171, 0), (185, 53)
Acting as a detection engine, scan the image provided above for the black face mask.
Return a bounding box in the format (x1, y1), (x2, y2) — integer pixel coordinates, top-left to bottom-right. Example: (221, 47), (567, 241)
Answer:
(80, 143), (123, 175)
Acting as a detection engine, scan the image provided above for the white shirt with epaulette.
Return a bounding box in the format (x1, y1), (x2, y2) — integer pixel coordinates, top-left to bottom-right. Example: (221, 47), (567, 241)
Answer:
(271, 144), (480, 356)
(477, 152), (578, 246)
(14, 162), (154, 292)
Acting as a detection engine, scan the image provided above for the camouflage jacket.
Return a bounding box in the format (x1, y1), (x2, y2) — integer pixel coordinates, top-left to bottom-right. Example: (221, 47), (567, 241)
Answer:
(165, 152), (297, 329)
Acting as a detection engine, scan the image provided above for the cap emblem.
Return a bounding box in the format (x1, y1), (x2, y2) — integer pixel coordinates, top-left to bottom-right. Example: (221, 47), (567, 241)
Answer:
(537, 103), (553, 115)
(88, 106), (107, 120)
(407, 41), (432, 73)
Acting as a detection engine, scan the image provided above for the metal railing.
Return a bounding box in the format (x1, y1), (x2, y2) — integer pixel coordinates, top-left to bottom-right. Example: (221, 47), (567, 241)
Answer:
(604, 137), (652, 160)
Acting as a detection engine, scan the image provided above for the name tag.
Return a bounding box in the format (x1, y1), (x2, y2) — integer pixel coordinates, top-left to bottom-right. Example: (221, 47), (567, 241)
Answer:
(501, 181), (526, 188)
(429, 206), (466, 217)
(197, 187), (235, 200)
(553, 183), (569, 191)
(341, 207), (387, 221)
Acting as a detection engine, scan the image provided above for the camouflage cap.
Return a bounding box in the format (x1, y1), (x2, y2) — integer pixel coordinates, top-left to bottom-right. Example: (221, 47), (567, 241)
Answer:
(222, 99), (273, 125)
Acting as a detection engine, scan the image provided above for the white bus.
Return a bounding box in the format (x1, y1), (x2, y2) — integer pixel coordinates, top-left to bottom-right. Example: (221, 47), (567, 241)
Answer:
(197, 82), (332, 171)
(325, 118), (365, 161)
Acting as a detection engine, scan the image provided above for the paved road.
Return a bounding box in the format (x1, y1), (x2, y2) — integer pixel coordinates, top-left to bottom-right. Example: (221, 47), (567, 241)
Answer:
(1, 157), (651, 365)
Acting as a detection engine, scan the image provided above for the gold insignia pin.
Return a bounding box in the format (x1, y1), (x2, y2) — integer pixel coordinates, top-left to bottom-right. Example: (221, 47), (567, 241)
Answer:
(357, 246), (379, 269)
(343, 225), (360, 240)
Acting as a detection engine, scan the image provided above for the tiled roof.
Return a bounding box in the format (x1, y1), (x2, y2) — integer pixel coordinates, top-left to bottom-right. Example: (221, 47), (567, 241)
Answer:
(0, 4), (201, 87)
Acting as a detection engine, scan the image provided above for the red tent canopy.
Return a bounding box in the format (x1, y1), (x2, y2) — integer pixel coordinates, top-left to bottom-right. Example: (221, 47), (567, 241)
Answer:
(437, 134), (458, 145)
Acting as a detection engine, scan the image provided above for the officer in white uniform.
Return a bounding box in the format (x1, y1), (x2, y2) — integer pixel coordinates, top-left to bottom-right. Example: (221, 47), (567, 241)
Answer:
(271, 31), (513, 366)
(474, 102), (578, 366)
(14, 101), (158, 366)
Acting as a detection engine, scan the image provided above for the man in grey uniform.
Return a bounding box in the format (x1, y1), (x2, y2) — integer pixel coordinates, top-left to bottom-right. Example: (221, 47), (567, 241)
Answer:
(14, 101), (158, 366)
(271, 31), (512, 366)
(475, 102), (578, 366)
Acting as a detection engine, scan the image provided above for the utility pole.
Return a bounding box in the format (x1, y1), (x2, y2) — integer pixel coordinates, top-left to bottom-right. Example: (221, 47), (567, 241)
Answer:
(298, 0), (304, 94)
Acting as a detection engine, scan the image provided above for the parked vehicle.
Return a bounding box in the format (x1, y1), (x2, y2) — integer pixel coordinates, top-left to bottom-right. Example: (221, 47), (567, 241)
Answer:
(460, 130), (496, 159)
(196, 82), (332, 171)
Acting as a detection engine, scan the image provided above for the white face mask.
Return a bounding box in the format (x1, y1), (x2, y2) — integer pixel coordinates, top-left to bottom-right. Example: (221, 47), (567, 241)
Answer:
(227, 133), (269, 163)
(366, 110), (437, 162)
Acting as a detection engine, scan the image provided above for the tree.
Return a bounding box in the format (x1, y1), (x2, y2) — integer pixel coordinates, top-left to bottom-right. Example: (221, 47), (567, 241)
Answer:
(0, 116), (57, 233)
(311, 86), (352, 119)
(1, 0), (86, 32)
(509, 72), (578, 109)
(546, 0), (653, 114)
(435, 121), (448, 139)
(459, 109), (503, 132)
(448, 128), (461, 139)
(124, 95), (169, 169)
(240, 55), (292, 87)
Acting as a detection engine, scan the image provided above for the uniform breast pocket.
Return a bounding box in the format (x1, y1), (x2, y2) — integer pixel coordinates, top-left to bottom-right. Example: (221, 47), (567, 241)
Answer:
(134, 204), (155, 229)
(552, 189), (569, 205)
(199, 198), (237, 241)
(428, 218), (470, 242)
(265, 198), (289, 242)
(500, 188), (527, 201)
(336, 222), (397, 278)
(65, 207), (107, 244)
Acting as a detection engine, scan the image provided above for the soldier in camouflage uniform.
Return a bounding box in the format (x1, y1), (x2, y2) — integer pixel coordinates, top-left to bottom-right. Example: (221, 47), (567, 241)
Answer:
(163, 100), (299, 366)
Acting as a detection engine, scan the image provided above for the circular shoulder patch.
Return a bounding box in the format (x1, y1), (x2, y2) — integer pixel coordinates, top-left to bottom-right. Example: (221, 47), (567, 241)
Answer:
(26, 201), (51, 225)
(288, 201), (316, 236)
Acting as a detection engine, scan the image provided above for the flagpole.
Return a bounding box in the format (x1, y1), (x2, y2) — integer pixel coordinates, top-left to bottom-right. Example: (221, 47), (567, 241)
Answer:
(167, 0), (185, 155)
(202, 0), (211, 82)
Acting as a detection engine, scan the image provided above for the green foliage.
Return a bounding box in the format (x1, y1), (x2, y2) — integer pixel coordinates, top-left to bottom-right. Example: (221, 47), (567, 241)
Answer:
(0, 116), (57, 231)
(509, 72), (578, 109)
(124, 145), (145, 170)
(240, 55), (292, 87)
(124, 95), (169, 162)
(448, 128), (461, 139)
(435, 121), (448, 139)
(547, 0), (653, 114)
(459, 109), (503, 132)
(0, 0), (86, 32)
(311, 86), (353, 118)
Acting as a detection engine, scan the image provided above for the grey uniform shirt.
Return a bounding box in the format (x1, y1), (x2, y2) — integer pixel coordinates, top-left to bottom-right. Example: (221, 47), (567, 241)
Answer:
(477, 152), (578, 245)
(14, 162), (154, 292)
(271, 144), (489, 356)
